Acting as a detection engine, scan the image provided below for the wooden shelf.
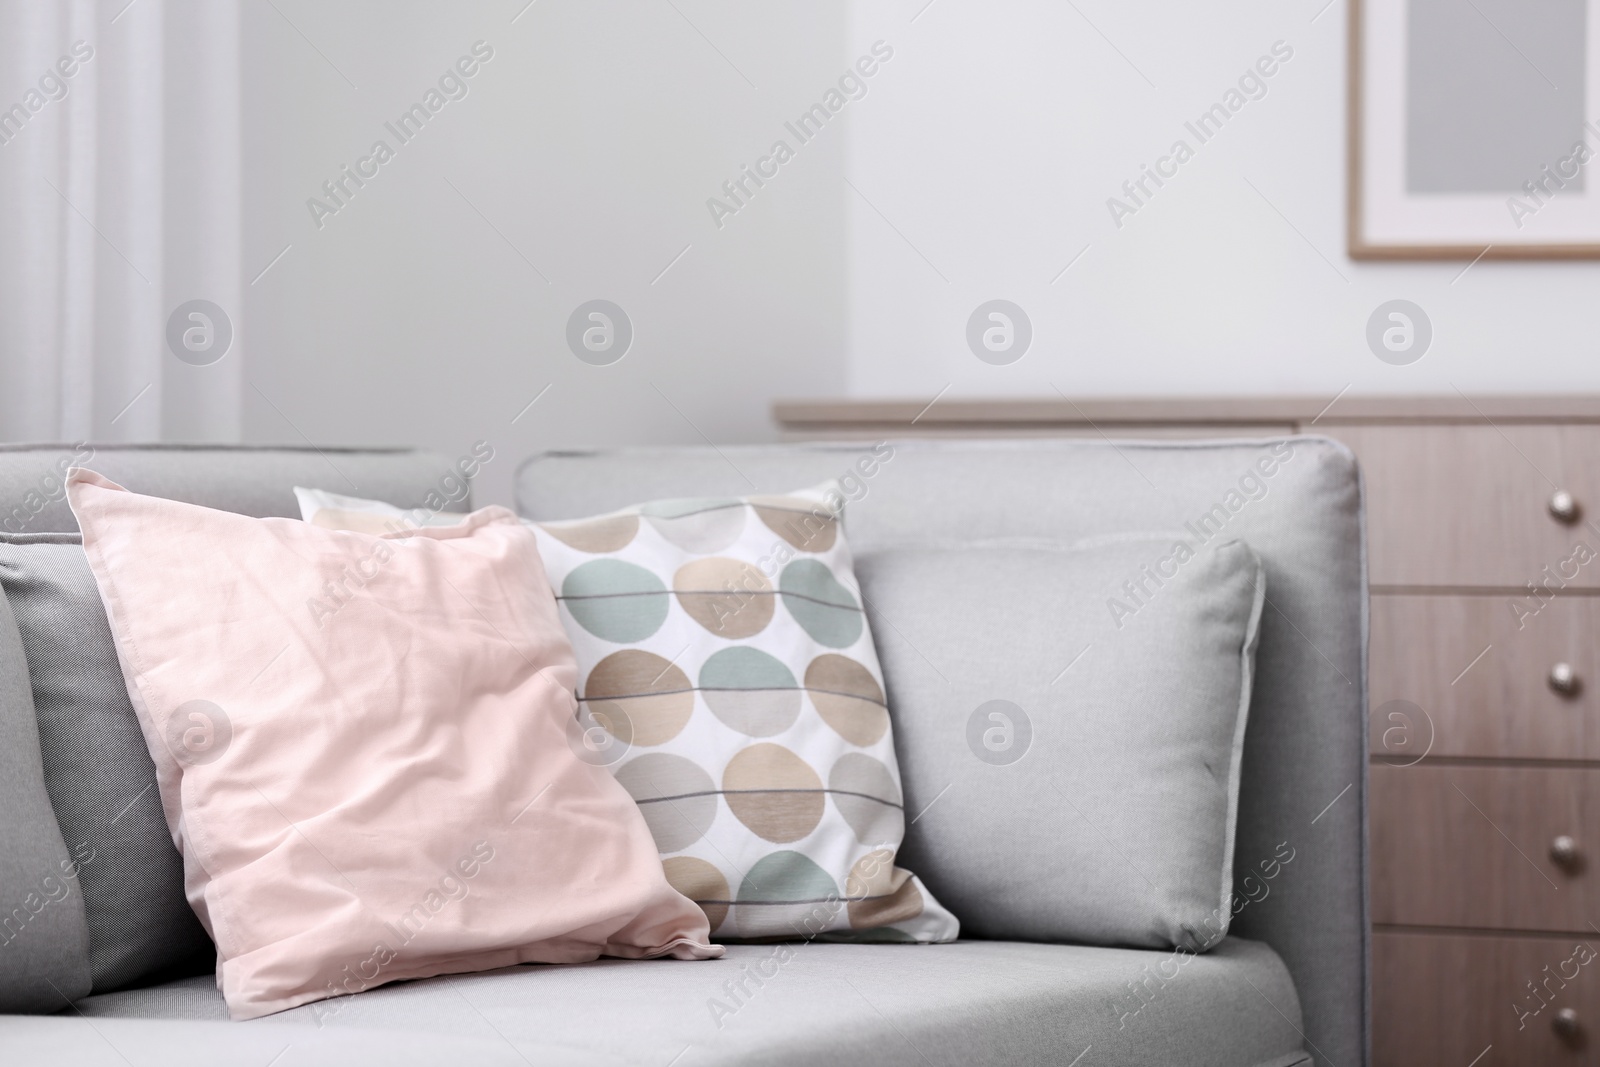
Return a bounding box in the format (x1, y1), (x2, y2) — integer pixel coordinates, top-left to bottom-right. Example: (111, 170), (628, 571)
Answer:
(773, 395), (1600, 432)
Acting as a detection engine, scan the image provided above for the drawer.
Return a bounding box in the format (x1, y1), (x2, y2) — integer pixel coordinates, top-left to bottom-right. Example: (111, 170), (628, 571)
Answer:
(1374, 930), (1600, 1066)
(1371, 595), (1599, 760)
(1372, 765), (1593, 932)
(1328, 425), (1600, 588)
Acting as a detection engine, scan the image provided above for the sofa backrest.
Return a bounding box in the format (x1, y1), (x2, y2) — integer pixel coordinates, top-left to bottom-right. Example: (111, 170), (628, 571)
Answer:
(516, 436), (1368, 1067)
(0, 444), (466, 533)
(0, 438), (1368, 1065)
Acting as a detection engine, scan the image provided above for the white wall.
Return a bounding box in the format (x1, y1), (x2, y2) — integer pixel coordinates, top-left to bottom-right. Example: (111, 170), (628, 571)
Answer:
(238, 0), (1600, 511)
(844, 0), (1600, 402)
(241, 0), (849, 506)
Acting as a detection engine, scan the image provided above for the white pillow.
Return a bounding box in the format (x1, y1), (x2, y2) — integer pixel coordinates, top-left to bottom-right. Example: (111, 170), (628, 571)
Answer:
(296, 483), (959, 944)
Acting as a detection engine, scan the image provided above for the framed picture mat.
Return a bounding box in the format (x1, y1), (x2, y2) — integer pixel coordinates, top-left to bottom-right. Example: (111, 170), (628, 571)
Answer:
(1349, 0), (1600, 259)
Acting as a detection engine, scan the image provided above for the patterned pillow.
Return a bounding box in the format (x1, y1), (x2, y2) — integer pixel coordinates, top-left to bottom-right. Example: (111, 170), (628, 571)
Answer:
(297, 483), (958, 943)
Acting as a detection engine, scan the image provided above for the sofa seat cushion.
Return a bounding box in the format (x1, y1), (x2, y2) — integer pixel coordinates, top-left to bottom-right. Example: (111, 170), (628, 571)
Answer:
(20, 938), (1310, 1067)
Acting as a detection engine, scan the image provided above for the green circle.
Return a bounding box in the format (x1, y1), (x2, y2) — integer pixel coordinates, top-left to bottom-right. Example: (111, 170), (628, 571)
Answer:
(738, 850), (838, 904)
(699, 646), (797, 691)
(561, 559), (669, 642)
(779, 559), (863, 648)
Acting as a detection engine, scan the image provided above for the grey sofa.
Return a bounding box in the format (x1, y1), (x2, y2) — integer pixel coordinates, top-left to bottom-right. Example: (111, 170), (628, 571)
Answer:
(0, 438), (1367, 1067)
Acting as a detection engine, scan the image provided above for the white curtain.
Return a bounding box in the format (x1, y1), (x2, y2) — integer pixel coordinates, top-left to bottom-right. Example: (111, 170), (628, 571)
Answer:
(0, 0), (242, 443)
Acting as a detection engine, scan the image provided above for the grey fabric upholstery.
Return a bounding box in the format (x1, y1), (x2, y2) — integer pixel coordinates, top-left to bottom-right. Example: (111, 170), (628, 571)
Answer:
(34, 939), (1308, 1067)
(0, 439), (1357, 1066)
(516, 438), (1367, 1067)
(0, 535), (214, 993)
(0, 444), (469, 534)
(859, 537), (1265, 952)
(0, 582), (93, 1011)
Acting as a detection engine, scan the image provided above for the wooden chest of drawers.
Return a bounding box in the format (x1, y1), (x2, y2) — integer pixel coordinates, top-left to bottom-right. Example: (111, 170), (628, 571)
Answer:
(1333, 418), (1600, 1066)
(776, 395), (1600, 1066)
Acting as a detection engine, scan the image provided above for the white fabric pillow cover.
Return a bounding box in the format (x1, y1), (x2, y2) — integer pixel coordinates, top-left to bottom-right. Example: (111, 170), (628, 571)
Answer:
(297, 484), (958, 944)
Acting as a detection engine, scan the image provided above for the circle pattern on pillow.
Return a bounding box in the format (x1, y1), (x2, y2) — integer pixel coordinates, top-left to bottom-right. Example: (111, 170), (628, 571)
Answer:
(845, 851), (925, 930)
(723, 743), (825, 843)
(534, 483), (959, 944)
(673, 557), (773, 638)
(749, 496), (839, 552)
(736, 851), (838, 939)
(664, 856), (731, 931)
(584, 650), (694, 746)
(538, 512), (639, 553)
(562, 560), (669, 642)
(614, 754), (717, 852)
(828, 753), (904, 845)
(700, 647), (801, 736)
(805, 654), (889, 745)
(779, 559), (863, 647)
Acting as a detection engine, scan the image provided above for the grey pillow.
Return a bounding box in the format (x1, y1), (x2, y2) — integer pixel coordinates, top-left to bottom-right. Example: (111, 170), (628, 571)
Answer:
(0, 581), (93, 1011)
(857, 535), (1264, 952)
(0, 534), (213, 994)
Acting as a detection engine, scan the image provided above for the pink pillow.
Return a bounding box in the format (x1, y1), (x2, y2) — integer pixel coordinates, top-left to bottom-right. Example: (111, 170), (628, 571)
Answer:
(66, 470), (719, 1021)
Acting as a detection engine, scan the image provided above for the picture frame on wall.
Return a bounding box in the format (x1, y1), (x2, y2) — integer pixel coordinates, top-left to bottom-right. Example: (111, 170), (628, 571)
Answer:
(1350, 0), (1600, 258)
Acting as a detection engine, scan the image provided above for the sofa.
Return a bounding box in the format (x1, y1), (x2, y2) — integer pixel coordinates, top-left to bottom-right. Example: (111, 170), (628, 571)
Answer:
(0, 438), (1368, 1067)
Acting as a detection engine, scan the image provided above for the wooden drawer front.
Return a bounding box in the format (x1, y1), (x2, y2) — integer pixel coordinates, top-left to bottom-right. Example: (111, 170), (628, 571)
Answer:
(1374, 931), (1600, 1066)
(1371, 595), (1598, 760)
(1372, 765), (1592, 932)
(1329, 425), (1600, 588)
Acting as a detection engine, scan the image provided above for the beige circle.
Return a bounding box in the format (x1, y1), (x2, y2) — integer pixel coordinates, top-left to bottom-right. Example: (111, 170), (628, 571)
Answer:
(844, 849), (897, 899)
(663, 856), (730, 934)
(537, 513), (640, 553)
(584, 650), (694, 746)
(673, 557), (774, 639)
(614, 754), (717, 852)
(722, 744), (825, 843)
(805, 655), (889, 746)
(845, 851), (923, 929)
(750, 496), (838, 552)
(828, 753), (903, 845)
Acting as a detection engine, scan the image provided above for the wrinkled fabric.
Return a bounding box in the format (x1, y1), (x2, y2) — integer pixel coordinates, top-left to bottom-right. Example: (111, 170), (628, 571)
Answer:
(66, 469), (719, 1021)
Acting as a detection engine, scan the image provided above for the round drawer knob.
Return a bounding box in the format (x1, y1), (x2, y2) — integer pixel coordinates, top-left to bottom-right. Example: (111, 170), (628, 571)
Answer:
(1550, 490), (1581, 523)
(1550, 662), (1582, 697)
(1554, 1006), (1580, 1040)
(1552, 835), (1580, 867)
